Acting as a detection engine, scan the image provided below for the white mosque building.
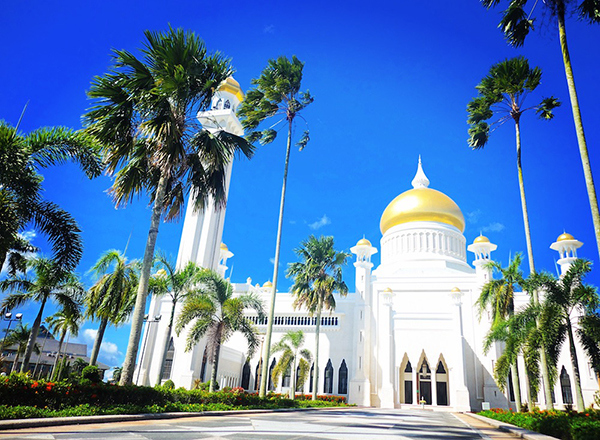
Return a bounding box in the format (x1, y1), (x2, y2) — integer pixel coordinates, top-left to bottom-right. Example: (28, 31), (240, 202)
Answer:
(134, 78), (599, 412)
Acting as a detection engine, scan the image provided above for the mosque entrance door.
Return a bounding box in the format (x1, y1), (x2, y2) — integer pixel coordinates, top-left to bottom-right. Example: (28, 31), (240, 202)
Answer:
(417, 359), (432, 405)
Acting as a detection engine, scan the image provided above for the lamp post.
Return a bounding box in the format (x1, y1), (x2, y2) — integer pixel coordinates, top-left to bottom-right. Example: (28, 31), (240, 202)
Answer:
(136, 314), (161, 385)
(1, 312), (23, 348)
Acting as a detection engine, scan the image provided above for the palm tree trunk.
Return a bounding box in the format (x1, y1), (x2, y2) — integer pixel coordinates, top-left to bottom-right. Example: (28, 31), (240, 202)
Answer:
(89, 317), (108, 366)
(51, 331), (66, 381)
(566, 317), (585, 410)
(120, 172), (169, 385)
(514, 119), (535, 275)
(20, 296), (47, 373)
(291, 354), (297, 401)
(511, 361), (522, 412)
(156, 299), (176, 385)
(312, 299), (323, 401)
(11, 351), (20, 373)
(210, 343), (221, 393)
(557, 9), (600, 263)
(260, 119), (294, 398)
(33, 333), (48, 378)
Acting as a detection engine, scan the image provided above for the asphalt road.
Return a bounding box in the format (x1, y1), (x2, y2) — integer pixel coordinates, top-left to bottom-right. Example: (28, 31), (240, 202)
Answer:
(0, 408), (513, 440)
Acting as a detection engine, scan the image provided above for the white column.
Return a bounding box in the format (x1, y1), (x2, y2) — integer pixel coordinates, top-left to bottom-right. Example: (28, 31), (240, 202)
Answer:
(378, 289), (395, 408)
(450, 288), (471, 411)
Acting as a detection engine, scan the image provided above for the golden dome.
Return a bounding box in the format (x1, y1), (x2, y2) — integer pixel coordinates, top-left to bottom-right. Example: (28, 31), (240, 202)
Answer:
(356, 238), (372, 247)
(383, 287), (393, 293)
(451, 287), (461, 292)
(262, 281), (273, 288)
(217, 77), (244, 102)
(474, 235), (490, 244)
(557, 232), (575, 242)
(220, 243), (229, 251)
(380, 187), (465, 234)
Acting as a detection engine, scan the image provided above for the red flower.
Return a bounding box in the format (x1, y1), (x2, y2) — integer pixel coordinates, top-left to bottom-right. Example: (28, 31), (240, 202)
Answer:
(91, 394), (97, 399)
(31, 381), (39, 388)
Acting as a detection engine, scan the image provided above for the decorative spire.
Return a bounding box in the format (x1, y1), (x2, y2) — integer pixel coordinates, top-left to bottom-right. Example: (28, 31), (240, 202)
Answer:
(411, 155), (430, 189)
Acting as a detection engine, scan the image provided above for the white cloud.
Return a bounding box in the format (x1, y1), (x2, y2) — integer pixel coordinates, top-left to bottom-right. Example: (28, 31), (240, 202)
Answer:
(0, 230), (38, 275)
(77, 328), (122, 366)
(466, 210), (481, 224)
(83, 328), (98, 343)
(19, 230), (37, 241)
(263, 24), (275, 34)
(308, 214), (330, 230)
(481, 222), (505, 233)
(269, 258), (275, 265)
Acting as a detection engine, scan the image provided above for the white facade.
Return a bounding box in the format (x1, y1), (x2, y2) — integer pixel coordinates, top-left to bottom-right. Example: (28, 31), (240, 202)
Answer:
(135, 79), (599, 412)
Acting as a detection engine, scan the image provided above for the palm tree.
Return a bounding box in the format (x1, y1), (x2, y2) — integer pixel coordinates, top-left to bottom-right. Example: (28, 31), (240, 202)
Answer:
(2, 324), (40, 373)
(0, 121), (102, 272)
(287, 235), (349, 400)
(149, 253), (203, 385)
(175, 269), (265, 392)
(86, 250), (139, 366)
(481, 0), (600, 264)
(476, 254), (526, 411)
(46, 307), (82, 380)
(538, 259), (600, 410)
(271, 330), (312, 400)
(84, 27), (255, 386)
(0, 257), (83, 372)
(238, 56), (313, 397)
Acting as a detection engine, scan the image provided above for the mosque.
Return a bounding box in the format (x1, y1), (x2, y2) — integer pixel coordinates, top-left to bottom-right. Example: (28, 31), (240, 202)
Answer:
(134, 78), (598, 411)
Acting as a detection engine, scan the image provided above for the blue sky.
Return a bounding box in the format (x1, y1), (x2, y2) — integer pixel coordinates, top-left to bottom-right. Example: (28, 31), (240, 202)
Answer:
(2, 1), (600, 370)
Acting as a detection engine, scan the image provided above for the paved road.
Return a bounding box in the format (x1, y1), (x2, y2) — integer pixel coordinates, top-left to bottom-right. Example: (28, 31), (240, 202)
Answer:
(0, 408), (514, 439)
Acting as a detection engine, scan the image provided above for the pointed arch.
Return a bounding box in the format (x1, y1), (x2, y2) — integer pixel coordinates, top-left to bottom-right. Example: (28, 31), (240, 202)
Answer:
(241, 361), (251, 390)
(324, 359), (334, 394)
(161, 337), (175, 381)
(435, 354), (449, 406)
(338, 360), (348, 394)
(399, 353), (413, 404)
(268, 358), (276, 391)
(199, 346), (208, 382)
(417, 351), (432, 405)
(560, 366), (573, 405)
(254, 362), (260, 391)
(309, 363), (314, 393)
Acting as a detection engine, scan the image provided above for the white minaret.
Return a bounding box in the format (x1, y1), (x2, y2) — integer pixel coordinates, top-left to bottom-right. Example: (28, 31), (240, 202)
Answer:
(468, 234), (497, 283)
(348, 238), (377, 406)
(175, 77), (244, 271)
(550, 232), (583, 276)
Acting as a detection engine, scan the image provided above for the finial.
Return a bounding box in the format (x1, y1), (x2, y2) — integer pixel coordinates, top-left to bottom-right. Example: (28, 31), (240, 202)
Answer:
(411, 156), (430, 189)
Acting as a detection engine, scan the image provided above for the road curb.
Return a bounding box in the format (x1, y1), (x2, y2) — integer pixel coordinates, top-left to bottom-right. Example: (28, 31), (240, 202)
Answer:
(0, 406), (354, 431)
(463, 413), (559, 440)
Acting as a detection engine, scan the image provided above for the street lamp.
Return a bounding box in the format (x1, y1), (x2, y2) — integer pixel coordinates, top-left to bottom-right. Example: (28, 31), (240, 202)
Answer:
(136, 314), (161, 385)
(1, 312), (23, 349)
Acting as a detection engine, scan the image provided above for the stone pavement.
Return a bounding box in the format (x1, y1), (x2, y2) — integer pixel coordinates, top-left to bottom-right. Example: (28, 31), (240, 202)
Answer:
(0, 408), (556, 440)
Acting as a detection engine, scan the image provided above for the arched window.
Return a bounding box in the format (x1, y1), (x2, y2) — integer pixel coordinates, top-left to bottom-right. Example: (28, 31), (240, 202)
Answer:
(338, 360), (348, 394)
(199, 347), (208, 382)
(215, 98), (222, 109)
(268, 358), (276, 391)
(254, 363), (260, 391)
(324, 359), (334, 394)
(402, 360), (413, 404)
(282, 365), (291, 388)
(296, 364), (301, 392)
(560, 366), (573, 405)
(418, 358), (432, 405)
(161, 337), (175, 380)
(435, 360), (448, 406)
(309, 363), (314, 392)
(224, 99), (231, 109)
(241, 361), (251, 390)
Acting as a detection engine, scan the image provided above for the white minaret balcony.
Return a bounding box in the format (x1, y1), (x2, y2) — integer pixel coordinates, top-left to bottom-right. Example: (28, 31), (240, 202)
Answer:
(550, 232), (583, 276)
(218, 242), (234, 277)
(467, 234), (497, 266)
(351, 237), (378, 267)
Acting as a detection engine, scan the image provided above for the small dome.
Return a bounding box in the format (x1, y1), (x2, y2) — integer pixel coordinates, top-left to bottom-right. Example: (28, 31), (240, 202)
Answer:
(473, 235), (490, 244)
(356, 238), (372, 247)
(262, 281), (273, 288)
(557, 232), (575, 242)
(220, 243), (229, 251)
(451, 287), (461, 292)
(217, 77), (244, 102)
(383, 287), (393, 293)
(155, 269), (168, 278)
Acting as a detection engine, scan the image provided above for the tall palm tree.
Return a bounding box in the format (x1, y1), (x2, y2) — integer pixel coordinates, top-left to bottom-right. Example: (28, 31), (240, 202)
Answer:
(84, 27), (255, 385)
(86, 250), (139, 366)
(538, 259), (600, 410)
(481, 0), (600, 263)
(0, 121), (102, 272)
(467, 58), (559, 408)
(287, 235), (349, 400)
(149, 253), (203, 385)
(271, 330), (312, 400)
(46, 307), (82, 380)
(2, 324), (40, 373)
(175, 269), (265, 392)
(476, 254), (526, 411)
(0, 257), (83, 372)
(238, 56), (313, 397)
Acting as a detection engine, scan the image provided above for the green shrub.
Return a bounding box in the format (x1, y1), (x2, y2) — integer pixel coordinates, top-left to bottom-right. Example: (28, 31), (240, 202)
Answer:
(81, 366), (101, 383)
(162, 380), (175, 390)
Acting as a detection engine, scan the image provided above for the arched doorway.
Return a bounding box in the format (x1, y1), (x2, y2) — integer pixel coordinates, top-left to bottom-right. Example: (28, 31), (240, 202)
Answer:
(400, 354), (413, 404)
(241, 361), (251, 390)
(417, 358), (432, 405)
(560, 366), (574, 405)
(435, 358), (449, 406)
(324, 359), (334, 394)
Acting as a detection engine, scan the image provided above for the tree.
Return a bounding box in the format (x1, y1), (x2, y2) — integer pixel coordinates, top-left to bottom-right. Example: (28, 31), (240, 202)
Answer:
(0, 257), (83, 373)
(467, 57), (559, 408)
(1, 324), (40, 373)
(112, 366), (123, 382)
(86, 250), (139, 366)
(476, 254), (526, 411)
(46, 306), (82, 380)
(538, 259), (600, 410)
(84, 27), (255, 385)
(175, 269), (265, 392)
(287, 235), (349, 400)
(481, 0), (600, 264)
(0, 121), (102, 273)
(238, 56), (313, 397)
(271, 330), (312, 399)
(149, 253), (203, 385)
